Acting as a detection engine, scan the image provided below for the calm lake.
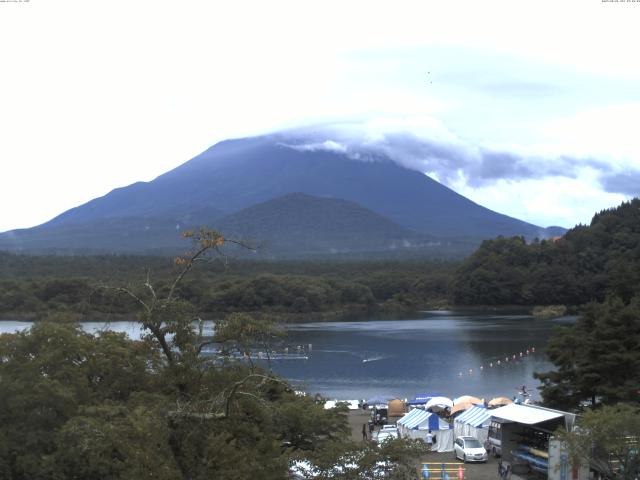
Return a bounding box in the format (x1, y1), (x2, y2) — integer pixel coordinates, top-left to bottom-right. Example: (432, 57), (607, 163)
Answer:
(0, 311), (570, 402)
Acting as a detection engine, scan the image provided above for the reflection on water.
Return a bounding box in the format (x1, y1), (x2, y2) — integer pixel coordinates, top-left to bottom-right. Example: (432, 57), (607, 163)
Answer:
(0, 311), (569, 401)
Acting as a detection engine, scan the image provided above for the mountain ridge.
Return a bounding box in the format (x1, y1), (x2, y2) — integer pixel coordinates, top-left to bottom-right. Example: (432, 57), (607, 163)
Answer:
(0, 132), (566, 257)
(213, 192), (424, 256)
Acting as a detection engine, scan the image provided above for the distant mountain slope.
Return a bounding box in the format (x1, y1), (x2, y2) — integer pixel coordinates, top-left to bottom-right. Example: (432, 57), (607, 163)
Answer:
(0, 216), (197, 254)
(0, 132), (564, 255)
(214, 192), (422, 255)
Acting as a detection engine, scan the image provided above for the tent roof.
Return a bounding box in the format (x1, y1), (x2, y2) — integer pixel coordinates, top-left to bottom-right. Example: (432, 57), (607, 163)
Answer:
(451, 401), (475, 415)
(455, 405), (491, 427)
(398, 408), (427, 428)
(412, 393), (442, 401)
(417, 414), (451, 431)
(366, 396), (393, 405)
(453, 395), (483, 405)
(488, 396), (513, 407)
(407, 394), (441, 405)
(425, 396), (453, 409)
(398, 409), (450, 430)
(490, 404), (564, 425)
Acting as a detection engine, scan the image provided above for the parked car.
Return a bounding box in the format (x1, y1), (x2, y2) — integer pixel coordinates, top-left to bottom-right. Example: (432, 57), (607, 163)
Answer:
(375, 429), (399, 444)
(454, 436), (488, 463)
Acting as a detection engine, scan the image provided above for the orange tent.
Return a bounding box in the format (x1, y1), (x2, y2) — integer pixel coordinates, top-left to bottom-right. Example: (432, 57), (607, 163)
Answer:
(387, 399), (406, 417)
(488, 397), (513, 407)
(453, 395), (483, 405)
(450, 401), (475, 415)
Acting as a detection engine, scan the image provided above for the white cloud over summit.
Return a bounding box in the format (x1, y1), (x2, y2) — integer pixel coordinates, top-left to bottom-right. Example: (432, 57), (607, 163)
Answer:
(277, 118), (635, 227)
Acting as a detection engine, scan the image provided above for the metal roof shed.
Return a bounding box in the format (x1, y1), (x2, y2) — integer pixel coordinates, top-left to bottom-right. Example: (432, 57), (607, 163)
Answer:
(489, 404), (564, 425)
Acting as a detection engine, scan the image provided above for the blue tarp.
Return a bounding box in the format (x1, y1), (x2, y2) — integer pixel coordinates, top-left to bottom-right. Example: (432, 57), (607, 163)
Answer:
(455, 405), (491, 427)
(407, 393), (442, 406)
(366, 396), (394, 405)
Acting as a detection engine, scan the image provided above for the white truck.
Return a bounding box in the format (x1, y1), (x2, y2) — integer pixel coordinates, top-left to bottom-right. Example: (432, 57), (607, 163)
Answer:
(485, 419), (506, 457)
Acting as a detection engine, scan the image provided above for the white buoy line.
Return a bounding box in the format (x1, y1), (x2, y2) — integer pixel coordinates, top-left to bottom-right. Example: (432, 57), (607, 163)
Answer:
(457, 346), (537, 378)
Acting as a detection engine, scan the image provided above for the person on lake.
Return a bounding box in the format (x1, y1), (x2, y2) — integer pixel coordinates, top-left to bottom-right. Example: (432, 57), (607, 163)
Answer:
(362, 423), (367, 441)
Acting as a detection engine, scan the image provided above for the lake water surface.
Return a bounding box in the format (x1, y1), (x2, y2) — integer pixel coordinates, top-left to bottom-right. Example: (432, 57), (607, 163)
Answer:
(0, 311), (568, 402)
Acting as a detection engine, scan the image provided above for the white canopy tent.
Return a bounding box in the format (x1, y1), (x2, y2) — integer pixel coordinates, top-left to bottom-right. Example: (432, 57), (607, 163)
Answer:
(425, 396), (453, 411)
(397, 409), (454, 452)
(323, 400), (361, 410)
(454, 405), (491, 444)
(490, 404), (565, 424)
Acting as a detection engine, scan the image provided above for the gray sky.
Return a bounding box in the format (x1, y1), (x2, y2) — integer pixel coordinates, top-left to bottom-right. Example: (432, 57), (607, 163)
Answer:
(2, 0), (640, 232)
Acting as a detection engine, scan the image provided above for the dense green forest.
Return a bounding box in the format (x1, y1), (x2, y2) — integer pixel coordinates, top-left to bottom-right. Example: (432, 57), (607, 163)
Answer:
(0, 253), (454, 320)
(3, 199), (640, 320)
(0, 232), (424, 479)
(451, 199), (640, 306)
(535, 295), (640, 410)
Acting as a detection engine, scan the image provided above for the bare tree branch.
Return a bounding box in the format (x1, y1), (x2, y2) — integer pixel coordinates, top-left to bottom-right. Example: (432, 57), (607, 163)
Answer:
(98, 285), (151, 314)
(144, 269), (158, 301)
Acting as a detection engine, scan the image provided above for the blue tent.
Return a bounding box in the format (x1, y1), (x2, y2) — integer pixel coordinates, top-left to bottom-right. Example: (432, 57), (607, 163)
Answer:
(397, 409), (449, 430)
(407, 393), (442, 406)
(397, 409), (454, 452)
(366, 396), (394, 405)
(454, 405), (491, 443)
(455, 405), (491, 427)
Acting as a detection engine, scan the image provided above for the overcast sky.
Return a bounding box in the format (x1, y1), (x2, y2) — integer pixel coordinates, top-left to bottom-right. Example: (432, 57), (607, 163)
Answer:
(2, 0), (640, 232)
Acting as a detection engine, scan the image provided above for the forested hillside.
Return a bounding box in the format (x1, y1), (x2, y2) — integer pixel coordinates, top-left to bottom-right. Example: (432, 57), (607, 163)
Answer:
(451, 199), (640, 306)
(0, 254), (453, 320)
(4, 198), (639, 318)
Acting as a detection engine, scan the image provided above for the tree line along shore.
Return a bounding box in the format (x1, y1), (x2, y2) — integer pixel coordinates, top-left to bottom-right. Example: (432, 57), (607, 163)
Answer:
(2, 201), (639, 321)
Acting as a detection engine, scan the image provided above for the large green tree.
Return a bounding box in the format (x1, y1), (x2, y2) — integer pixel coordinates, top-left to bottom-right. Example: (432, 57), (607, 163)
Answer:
(554, 404), (640, 480)
(535, 295), (640, 410)
(0, 322), (162, 479)
(0, 229), (424, 479)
